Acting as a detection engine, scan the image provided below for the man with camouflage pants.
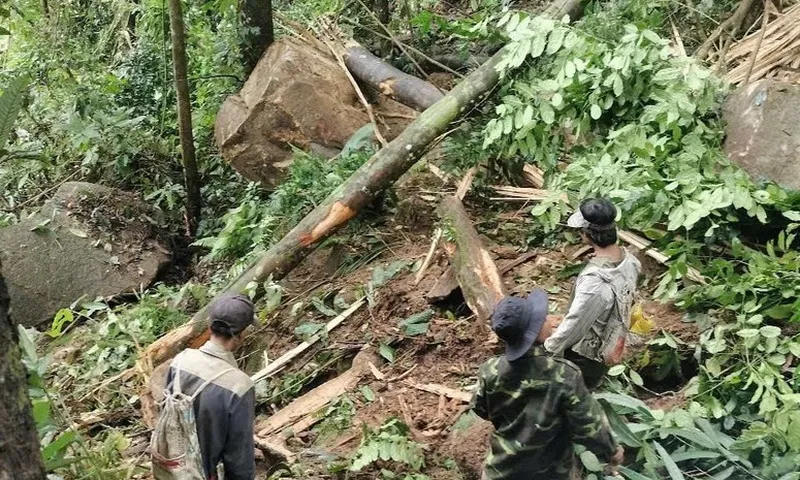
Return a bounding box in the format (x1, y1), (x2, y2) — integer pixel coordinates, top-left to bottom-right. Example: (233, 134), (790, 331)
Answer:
(471, 288), (623, 479)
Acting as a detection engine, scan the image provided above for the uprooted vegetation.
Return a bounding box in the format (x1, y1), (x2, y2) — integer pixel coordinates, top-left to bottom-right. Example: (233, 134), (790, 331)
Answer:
(3, 0), (800, 478)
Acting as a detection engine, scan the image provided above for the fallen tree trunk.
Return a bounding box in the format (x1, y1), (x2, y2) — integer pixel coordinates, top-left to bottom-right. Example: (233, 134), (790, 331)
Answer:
(140, 0), (589, 371)
(344, 44), (444, 111)
(438, 196), (507, 322)
(256, 348), (377, 438)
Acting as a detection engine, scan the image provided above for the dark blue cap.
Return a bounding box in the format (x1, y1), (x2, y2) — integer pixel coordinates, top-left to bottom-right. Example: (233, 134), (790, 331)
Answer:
(491, 288), (548, 361)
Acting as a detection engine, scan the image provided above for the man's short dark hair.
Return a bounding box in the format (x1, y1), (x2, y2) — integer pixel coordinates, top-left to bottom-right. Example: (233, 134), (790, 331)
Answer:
(210, 320), (239, 339)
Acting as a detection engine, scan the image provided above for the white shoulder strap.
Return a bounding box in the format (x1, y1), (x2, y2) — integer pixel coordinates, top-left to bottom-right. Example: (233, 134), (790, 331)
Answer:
(190, 367), (237, 401)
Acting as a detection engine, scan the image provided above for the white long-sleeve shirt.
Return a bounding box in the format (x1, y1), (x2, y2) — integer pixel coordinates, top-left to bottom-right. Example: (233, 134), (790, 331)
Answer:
(545, 249), (641, 363)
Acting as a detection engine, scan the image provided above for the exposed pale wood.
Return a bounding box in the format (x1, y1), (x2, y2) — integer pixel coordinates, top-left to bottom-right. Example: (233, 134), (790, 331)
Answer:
(368, 361), (386, 380)
(403, 380), (471, 403)
(251, 299), (365, 383)
(415, 167), (477, 286)
(256, 348), (378, 437)
(253, 436), (296, 463)
(438, 196), (508, 321)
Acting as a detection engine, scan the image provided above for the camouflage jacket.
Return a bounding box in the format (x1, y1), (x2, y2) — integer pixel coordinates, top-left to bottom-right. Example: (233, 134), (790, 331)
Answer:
(470, 345), (618, 480)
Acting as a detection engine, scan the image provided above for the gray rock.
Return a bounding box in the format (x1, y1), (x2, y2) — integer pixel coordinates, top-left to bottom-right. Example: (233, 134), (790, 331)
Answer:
(0, 182), (170, 327)
(723, 79), (800, 190)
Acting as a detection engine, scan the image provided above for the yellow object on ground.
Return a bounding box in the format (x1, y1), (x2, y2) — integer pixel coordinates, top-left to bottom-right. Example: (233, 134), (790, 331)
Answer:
(630, 304), (654, 335)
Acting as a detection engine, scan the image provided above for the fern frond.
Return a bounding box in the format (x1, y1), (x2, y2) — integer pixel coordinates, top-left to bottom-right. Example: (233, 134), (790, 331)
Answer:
(0, 76), (30, 148)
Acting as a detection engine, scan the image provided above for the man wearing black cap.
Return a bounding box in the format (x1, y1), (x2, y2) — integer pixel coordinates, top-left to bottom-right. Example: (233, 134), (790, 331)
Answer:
(163, 294), (258, 480)
(471, 288), (622, 480)
(544, 197), (641, 389)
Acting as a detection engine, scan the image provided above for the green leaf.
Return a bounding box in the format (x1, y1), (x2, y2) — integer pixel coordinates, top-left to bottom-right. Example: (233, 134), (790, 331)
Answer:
(540, 102), (555, 124)
(42, 430), (78, 462)
(48, 309), (74, 338)
(579, 450), (602, 472)
(595, 393), (650, 413)
(546, 28), (565, 55)
(294, 322), (324, 339)
(782, 210), (800, 221)
(312, 297), (338, 317)
(590, 104), (602, 120)
(619, 466), (657, 480)
(629, 369), (644, 386)
(608, 364), (626, 376)
(551, 92), (564, 108)
(399, 309), (433, 336)
(612, 73), (624, 97)
(0, 76), (29, 147)
(379, 343), (395, 363)
(759, 325), (781, 338)
(530, 32), (547, 58)
(736, 329), (759, 339)
(653, 442), (686, 480)
(361, 385), (375, 403)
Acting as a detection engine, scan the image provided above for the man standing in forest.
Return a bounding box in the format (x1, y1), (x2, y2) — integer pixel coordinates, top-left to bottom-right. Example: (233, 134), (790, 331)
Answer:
(471, 288), (623, 479)
(544, 197), (641, 389)
(154, 294), (257, 480)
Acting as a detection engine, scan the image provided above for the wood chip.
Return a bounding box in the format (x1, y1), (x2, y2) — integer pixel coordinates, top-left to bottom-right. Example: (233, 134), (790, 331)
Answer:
(403, 380), (471, 403)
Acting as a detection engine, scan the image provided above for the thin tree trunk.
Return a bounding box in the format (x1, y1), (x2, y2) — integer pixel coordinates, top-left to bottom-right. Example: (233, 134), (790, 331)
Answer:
(168, 0), (202, 235)
(241, 0), (274, 75)
(0, 261), (47, 480)
(344, 44), (444, 111)
(140, 0), (589, 370)
(438, 196), (507, 322)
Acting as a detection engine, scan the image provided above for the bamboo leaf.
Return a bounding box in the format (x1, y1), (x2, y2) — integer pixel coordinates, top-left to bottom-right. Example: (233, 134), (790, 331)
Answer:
(653, 441), (686, 480)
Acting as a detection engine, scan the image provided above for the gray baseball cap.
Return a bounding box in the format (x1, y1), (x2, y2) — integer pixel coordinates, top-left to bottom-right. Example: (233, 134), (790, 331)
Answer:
(208, 294), (256, 334)
(491, 288), (548, 361)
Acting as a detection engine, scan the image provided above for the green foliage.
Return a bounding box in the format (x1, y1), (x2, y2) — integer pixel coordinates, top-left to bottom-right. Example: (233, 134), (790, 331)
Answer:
(314, 395), (357, 444)
(195, 147), (374, 262)
(0, 76), (29, 148)
(350, 418), (426, 472)
(398, 309), (434, 336)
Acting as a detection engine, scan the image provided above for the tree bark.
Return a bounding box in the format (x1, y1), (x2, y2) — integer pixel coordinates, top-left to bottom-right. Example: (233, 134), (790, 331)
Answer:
(437, 196), (507, 322)
(140, 0), (589, 370)
(241, 0), (274, 75)
(344, 44), (445, 111)
(0, 261), (47, 480)
(168, 0), (202, 235)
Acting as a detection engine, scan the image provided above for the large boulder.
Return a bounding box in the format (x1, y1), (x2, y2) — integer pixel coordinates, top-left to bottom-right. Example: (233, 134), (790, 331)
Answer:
(0, 182), (170, 327)
(723, 79), (800, 190)
(215, 37), (414, 187)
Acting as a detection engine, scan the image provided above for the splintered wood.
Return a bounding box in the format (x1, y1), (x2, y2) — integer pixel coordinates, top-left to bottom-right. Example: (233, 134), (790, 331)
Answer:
(726, 3), (800, 85)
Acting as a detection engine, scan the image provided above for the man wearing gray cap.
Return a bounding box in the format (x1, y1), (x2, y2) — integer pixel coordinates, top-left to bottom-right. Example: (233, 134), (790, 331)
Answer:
(160, 294), (257, 480)
(544, 197), (641, 389)
(471, 288), (622, 480)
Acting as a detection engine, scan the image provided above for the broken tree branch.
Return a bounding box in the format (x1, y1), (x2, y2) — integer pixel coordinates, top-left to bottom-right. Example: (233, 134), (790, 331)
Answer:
(139, 0), (590, 371)
(251, 298), (365, 383)
(696, 0), (759, 60)
(438, 196), (507, 322)
(344, 43), (444, 111)
(256, 348), (377, 438)
(403, 380), (471, 403)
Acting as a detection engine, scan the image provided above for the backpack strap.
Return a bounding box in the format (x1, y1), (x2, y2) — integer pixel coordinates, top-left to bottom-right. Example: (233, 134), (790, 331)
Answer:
(189, 367), (237, 402)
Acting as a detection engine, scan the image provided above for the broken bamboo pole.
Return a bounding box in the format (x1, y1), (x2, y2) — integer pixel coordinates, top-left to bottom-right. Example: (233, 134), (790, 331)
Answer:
(139, 0), (589, 371)
(438, 196), (508, 322)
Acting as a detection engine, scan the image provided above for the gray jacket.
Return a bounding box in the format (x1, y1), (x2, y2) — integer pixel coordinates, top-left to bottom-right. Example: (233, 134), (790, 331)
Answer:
(544, 248), (641, 363)
(166, 341), (255, 480)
